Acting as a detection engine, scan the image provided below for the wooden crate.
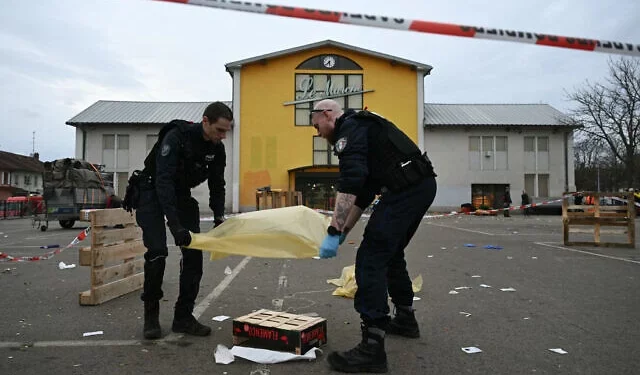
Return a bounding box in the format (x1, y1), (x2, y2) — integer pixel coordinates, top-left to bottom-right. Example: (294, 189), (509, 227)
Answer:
(79, 208), (145, 305)
(232, 309), (327, 354)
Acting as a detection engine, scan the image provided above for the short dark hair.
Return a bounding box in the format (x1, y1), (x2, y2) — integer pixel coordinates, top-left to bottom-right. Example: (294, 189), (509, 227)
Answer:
(203, 101), (233, 123)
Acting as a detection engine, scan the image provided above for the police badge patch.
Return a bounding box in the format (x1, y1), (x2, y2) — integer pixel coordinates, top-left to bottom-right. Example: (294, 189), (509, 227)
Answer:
(161, 144), (171, 156)
(335, 137), (347, 153)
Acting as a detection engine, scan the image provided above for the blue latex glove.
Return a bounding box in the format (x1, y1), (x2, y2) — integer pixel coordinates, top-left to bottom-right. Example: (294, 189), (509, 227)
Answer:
(339, 232), (347, 245)
(319, 234), (340, 258)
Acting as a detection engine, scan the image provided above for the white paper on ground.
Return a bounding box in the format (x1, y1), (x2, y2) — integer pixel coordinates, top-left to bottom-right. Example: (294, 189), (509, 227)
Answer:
(82, 331), (103, 337)
(212, 315), (230, 322)
(461, 346), (482, 354)
(413, 297), (421, 301)
(454, 286), (471, 290)
(479, 284), (492, 288)
(229, 346), (322, 364)
(500, 287), (517, 292)
(549, 348), (568, 354)
(215, 344), (235, 364)
(459, 312), (472, 317)
(471, 275), (481, 278)
(224, 266), (232, 275)
(448, 290), (459, 295)
(58, 262), (76, 270)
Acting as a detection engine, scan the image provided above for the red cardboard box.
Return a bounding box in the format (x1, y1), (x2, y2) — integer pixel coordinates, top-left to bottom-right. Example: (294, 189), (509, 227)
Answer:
(232, 309), (327, 354)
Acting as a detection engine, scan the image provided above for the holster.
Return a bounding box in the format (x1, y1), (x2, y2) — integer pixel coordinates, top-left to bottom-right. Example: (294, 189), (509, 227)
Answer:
(385, 153), (436, 192)
(122, 170), (143, 213)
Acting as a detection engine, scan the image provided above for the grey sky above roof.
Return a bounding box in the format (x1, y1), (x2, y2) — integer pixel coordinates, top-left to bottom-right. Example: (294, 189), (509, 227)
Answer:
(1, 0), (639, 161)
(66, 101), (232, 125)
(423, 104), (572, 126)
(225, 39), (433, 74)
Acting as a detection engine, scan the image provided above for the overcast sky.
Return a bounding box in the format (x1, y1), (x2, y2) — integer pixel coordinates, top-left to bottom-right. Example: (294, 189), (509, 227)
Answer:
(1, 0), (639, 162)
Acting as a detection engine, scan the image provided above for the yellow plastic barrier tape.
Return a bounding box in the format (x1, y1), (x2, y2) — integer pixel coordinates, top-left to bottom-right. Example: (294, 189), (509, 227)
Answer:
(187, 206), (331, 260)
(327, 264), (423, 299)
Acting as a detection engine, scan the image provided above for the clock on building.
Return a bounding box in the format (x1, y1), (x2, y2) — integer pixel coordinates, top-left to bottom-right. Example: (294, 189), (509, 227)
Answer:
(323, 55), (336, 68)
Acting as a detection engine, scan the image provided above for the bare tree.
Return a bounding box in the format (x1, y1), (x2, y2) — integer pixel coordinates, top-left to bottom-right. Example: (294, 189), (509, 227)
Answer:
(566, 58), (640, 188)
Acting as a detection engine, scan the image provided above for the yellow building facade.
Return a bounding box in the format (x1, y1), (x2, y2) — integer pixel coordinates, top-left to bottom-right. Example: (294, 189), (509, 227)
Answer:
(225, 40), (432, 212)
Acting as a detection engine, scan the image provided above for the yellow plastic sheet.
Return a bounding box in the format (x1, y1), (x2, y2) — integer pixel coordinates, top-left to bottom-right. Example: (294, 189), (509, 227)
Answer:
(327, 264), (423, 299)
(187, 206), (331, 260)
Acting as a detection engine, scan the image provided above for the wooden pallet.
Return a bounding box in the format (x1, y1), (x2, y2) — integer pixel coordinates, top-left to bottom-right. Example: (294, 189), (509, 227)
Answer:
(233, 309), (327, 354)
(562, 192), (636, 248)
(79, 208), (145, 305)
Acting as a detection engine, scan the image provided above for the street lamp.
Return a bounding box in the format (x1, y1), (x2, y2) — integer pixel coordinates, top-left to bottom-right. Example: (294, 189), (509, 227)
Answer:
(596, 152), (607, 192)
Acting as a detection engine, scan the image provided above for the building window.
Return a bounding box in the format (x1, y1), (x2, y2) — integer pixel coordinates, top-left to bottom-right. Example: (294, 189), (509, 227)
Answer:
(146, 135), (158, 154)
(313, 136), (338, 166)
(117, 134), (129, 169)
(102, 134), (115, 168)
(538, 174), (549, 197)
(295, 74), (364, 126)
(24, 175), (31, 186)
(524, 136), (549, 171)
(525, 174), (535, 197)
(102, 134), (129, 169)
(468, 136), (508, 170)
(524, 173), (550, 198)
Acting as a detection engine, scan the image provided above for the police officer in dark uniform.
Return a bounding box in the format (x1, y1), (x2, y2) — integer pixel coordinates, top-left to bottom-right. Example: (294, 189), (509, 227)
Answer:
(312, 99), (437, 373)
(133, 101), (232, 339)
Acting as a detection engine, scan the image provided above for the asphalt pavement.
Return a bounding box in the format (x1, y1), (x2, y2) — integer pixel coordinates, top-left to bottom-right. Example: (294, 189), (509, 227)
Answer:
(0, 213), (638, 375)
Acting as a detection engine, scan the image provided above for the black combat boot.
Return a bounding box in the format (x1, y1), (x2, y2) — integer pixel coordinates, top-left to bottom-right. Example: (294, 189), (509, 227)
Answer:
(386, 306), (420, 338)
(143, 301), (161, 339)
(172, 313), (212, 336)
(327, 323), (388, 373)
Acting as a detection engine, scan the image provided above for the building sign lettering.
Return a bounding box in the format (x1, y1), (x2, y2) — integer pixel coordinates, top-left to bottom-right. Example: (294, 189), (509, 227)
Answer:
(284, 76), (374, 106)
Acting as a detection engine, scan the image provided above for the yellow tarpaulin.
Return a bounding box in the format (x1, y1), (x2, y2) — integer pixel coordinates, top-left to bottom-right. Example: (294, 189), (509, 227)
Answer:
(187, 206), (331, 260)
(327, 264), (423, 299)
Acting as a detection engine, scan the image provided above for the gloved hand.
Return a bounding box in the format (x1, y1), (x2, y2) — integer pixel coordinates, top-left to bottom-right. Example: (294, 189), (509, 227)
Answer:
(319, 234), (340, 259)
(214, 216), (225, 228)
(339, 232), (347, 245)
(169, 226), (192, 247)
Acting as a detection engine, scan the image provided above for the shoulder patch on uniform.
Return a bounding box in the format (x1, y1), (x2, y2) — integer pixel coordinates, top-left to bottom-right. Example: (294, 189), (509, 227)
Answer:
(205, 154), (215, 162)
(161, 144), (171, 156)
(335, 137), (348, 153)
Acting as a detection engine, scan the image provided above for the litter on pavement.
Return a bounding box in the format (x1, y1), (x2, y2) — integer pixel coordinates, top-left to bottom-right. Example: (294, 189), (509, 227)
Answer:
(461, 347), (482, 354)
(58, 262), (76, 270)
(549, 348), (568, 354)
(214, 344), (322, 364)
(483, 245), (503, 250)
(82, 330), (103, 337)
(212, 315), (230, 322)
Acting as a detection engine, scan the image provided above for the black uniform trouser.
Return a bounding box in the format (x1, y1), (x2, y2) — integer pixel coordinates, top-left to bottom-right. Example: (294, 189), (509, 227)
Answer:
(355, 176), (437, 326)
(136, 183), (202, 319)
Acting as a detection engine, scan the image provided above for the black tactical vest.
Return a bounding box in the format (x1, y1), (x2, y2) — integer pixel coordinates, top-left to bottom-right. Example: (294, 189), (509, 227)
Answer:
(351, 111), (435, 191)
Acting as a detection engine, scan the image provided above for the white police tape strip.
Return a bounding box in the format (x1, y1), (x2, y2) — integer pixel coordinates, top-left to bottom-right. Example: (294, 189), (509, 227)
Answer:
(155, 0), (640, 57)
(0, 227), (91, 263)
(315, 191), (638, 219)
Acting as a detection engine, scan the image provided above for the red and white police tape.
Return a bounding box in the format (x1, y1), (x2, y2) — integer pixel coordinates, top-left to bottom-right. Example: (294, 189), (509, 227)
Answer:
(156, 0), (640, 57)
(315, 196), (565, 218)
(0, 227), (91, 263)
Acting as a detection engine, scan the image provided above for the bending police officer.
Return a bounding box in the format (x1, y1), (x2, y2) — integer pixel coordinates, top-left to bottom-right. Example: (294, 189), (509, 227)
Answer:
(135, 102), (232, 339)
(312, 99), (437, 373)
